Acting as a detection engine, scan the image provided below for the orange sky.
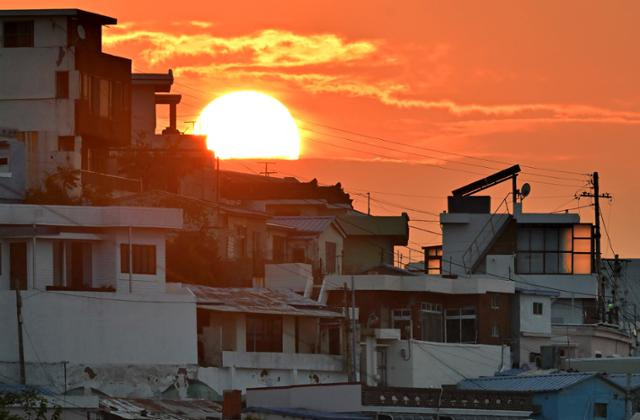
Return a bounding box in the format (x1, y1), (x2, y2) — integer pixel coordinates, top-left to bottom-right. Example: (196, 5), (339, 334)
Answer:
(7, 0), (640, 260)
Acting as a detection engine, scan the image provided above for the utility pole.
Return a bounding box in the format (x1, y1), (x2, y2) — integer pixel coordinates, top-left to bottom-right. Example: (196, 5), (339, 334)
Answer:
(350, 275), (357, 383)
(342, 283), (352, 381)
(580, 172), (612, 323)
(15, 287), (26, 384)
(367, 193), (371, 215)
(258, 161), (277, 177)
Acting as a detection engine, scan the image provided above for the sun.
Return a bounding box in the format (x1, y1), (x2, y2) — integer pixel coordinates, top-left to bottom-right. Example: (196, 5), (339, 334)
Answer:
(194, 91), (300, 159)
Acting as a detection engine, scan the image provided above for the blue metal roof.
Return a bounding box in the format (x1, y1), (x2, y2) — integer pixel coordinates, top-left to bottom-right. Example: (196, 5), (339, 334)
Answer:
(458, 373), (601, 392)
(607, 374), (640, 390)
(0, 383), (55, 396)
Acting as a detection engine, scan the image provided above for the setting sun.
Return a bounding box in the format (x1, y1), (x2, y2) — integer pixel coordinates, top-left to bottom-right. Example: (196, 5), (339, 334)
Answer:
(194, 91), (300, 159)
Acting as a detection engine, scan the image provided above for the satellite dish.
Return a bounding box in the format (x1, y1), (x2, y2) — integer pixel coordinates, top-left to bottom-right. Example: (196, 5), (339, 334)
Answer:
(77, 25), (86, 40)
(521, 183), (531, 199)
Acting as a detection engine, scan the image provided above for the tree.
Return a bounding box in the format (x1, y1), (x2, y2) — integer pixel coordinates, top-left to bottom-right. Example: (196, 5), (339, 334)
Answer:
(0, 389), (61, 420)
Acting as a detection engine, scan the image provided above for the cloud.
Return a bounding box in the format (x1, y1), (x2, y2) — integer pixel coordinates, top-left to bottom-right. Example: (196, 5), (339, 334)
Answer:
(103, 28), (376, 67)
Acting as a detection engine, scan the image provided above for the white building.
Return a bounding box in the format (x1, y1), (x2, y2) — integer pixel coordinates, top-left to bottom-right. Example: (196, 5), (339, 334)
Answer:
(0, 203), (198, 391)
(0, 9), (131, 192)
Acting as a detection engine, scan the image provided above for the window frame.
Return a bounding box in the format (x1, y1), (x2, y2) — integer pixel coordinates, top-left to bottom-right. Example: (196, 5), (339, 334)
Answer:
(3, 20), (34, 48)
(120, 244), (157, 275)
(445, 306), (477, 344)
(516, 224), (594, 275)
(533, 301), (544, 315)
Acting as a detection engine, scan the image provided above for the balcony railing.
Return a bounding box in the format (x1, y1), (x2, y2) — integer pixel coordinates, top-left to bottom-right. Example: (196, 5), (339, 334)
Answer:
(361, 386), (535, 413)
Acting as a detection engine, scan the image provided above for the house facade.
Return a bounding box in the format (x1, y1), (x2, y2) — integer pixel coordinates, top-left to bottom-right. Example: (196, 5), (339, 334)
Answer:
(0, 9), (131, 190)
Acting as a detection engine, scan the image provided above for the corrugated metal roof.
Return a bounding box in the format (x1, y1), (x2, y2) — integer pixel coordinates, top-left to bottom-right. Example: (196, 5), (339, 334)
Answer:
(270, 216), (338, 235)
(187, 285), (341, 318)
(337, 214), (408, 244)
(608, 374), (640, 390)
(457, 373), (601, 392)
(100, 397), (221, 420)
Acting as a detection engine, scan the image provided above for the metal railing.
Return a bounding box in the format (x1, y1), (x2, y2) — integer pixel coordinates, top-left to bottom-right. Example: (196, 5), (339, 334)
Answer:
(362, 386), (535, 412)
(461, 194), (512, 274)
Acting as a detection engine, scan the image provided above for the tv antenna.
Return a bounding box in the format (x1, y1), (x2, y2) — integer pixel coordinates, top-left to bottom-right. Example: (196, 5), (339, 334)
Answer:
(259, 161), (277, 177)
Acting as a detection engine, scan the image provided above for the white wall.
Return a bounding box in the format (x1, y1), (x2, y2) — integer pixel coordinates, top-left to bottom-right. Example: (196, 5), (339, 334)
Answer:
(441, 212), (494, 275)
(246, 383), (362, 412)
(385, 340), (509, 388)
(519, 294), (552, 335)
(265, 263), (313, 295)
(114, 228), (166, 293)
(0, 289), (197, 364)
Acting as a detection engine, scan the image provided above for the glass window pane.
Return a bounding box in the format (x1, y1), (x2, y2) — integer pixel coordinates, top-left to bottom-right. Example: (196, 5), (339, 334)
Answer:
(530, 253), (544, 273)
(545, 253), (559, 274)
(446, 319), (460, 343)
(559, 228), (572, 251)
(573, 224), (592, 238)
(574, 254), (592, 274)
(560, 253), (572, 273)
(573, 238), (591, 253)
(545, 229), (559, 251)
(531, 229), (544, 251)
(446, 309), (459, 317)
(517, 252), (530, 273)
(461, 307), (476, 316)
(461, 319), (476, 343)
(517, 228), (530, 251)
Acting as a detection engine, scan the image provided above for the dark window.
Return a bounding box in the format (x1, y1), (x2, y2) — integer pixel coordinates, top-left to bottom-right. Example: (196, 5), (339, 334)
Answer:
(292, 248), (306, 263)
(533, 302), (543, 315)
(325, 241), (337, 274)
(529, 352), (541, 367)
(10, 242), (28, 290)
(392, 308), (413, 340)
(421, 303), (443, 342)
(120, 244), (157, 274)
(56, 71), (69, 98)
(424, 245), (442, 274)
(593, 403), (607, 418)
(235, 226), (247, 258)
(58, 136), (75, 152)
(491, 294), (500, 309)
(445, 307), (476, 343)
(516, 225), (593, 274)
(3, 21), (34, 48)
(491, 324), (500, 338)
(272, 236), (286, 263)
(246, 315), (283, 352)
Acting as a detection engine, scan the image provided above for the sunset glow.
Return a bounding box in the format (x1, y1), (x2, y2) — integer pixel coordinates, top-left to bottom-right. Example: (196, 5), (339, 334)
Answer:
(195, 91), (300, 159)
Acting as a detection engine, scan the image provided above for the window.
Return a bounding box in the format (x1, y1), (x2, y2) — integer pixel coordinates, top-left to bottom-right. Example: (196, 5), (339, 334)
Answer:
(99, 79), (111, 118)
(292, 248), (306, 263)
(491, 324), (500, 338)
(491, 294), (500, 309)
(3, 21), (34, 47)
(421, 303), (443, 342)
(392, 308), (413, 339)
(235, 225), (247, 258)
(424, 245), (442, 274)
(58, 136), (75, 152)
(272, 236), (286, 263)
(120, 244), (156, 274)
(445, 307), (476, 343)
(81, 73), (91, 101)
(593, 403), (607, 418)
(56, 71), (69, 98)
(325, 241), (337, 274)
(516, 225), (593, 274)
(529, 352), (541, 367)
(10, 242), (28, 290)
(533, 302), (543, 315)
(0, 142), (10, 174)
(246, 315), (283, 352)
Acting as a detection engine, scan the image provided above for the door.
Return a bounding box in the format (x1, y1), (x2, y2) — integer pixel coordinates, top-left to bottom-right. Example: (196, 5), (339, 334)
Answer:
(10, 242), (27, 290)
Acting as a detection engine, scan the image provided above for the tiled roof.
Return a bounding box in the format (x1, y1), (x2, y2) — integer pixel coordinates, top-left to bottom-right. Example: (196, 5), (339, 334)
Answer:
(270, 216), (338, 234)
(187, 285), (341, 318)
(457, 373), (602, 392)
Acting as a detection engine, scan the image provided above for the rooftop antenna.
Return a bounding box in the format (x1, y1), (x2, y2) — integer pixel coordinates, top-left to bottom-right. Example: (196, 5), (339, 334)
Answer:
(258, 161), (277, 177)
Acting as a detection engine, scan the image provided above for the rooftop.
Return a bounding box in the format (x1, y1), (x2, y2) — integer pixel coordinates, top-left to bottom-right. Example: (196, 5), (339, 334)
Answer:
(270, 215), (343, 235)
(0, 9), (117, 24)
(132, 71), (174, 92)
(457, 373), (620, 393)
(0, 204), (182, 229)
(186, 285), (341, 318)
(338, 213), (409, 244)
(100, 397), (221, 420)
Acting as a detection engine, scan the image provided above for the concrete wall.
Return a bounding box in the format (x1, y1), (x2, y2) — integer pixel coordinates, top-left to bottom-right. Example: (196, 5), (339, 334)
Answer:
(552, 325), (632, 358)
(385, 340), (509, 388)
(115, 228), (167, 293)
(319, 225), (344, 274)
(246, 383), (362, 412)
(519, 294), (552, 335)
(342, 236), (394, 275)
(441, 213), (494, 275)
(265, 263), (312, 295)
(537, 378), (625, 420)
(0, 289), (197, 364)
